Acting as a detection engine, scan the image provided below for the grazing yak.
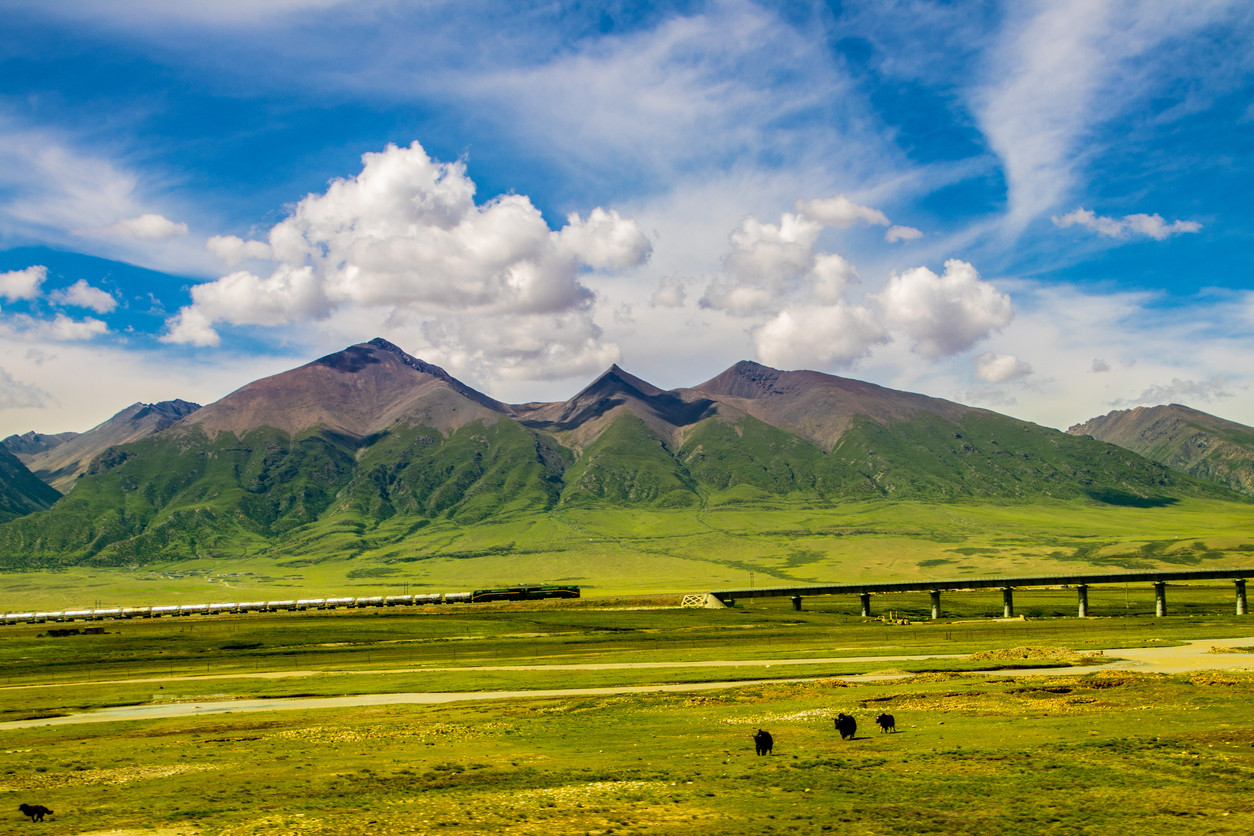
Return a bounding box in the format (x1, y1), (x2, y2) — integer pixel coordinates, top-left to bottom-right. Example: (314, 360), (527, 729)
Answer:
(19, 804), (52, 822)
(875, 712), (896, 733)
(753, 729), (774, 755)
(834, 712), (857, 740)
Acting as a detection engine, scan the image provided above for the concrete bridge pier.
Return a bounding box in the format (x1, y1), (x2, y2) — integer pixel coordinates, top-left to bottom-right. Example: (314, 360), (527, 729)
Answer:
(930, 590), (941, 620)
(860, 593), (871, 618)
(1155, 582), (1167, 617)
(1002, 587), (1014, 619)
(1237, 579), (1248, 616)
(791, 595), (802, 611)
(1077, 584), (1089, 618)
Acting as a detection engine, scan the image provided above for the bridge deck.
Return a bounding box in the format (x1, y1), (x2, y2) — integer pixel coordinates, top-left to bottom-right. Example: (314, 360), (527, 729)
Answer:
(711, 567), (1254, 601)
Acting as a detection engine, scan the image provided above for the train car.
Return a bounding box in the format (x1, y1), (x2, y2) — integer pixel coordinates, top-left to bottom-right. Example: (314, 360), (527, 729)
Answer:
(324, 597), (356, 609)
(384, 594), (415, 607)
(3, 612), (35, 625)
(208, 602), (238, 614)
(352, 596), (384, 608)
(413, 593), (443, 605)
(178, 604), (209, 616)
(237, 601), (266, 613)
(295, 598), (326, 610)
(121, 606), (152, 619)
(91, 607), (123, 620)
(469, 585), (581, 604)
(443, 591), (472, 604)
(149, 605), (180, 618)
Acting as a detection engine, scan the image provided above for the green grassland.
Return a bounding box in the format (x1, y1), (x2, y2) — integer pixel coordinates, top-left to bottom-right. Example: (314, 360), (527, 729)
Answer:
(3, 495), (1253, 609)
(4, 602), (1254, 833)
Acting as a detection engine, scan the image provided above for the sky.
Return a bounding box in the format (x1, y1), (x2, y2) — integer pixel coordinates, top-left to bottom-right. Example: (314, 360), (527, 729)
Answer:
(0, 0), (1251, 437)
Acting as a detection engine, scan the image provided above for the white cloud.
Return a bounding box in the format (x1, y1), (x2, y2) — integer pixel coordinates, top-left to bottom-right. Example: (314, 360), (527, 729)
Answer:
(650, 277), (687, 308)
(0, 366), (52, 410)
(207, 235), (274, 267)
(753, 303), (887, 369)
(1113, 376), (1234, 408)
(701, 195), (886, 317)
(1052, 208), (1202, 240)
(5, 313), (110, 342)
(0, 119), (218, 276)
(49, 279), (118, 313)
(971, 1), (1241, 231)
(162, 142), (652, 376)
(973, 351), (1033, 383)
(100, 213), (189, 240)
(557, 208), (652, 270)
(0, 266), (46, 302)
(885, 225), (923, 243)
(796, 195), (890, 229)
(878, 259), (1013, 358)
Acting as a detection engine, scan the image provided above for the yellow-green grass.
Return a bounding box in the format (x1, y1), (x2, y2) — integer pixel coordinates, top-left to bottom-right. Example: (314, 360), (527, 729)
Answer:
(2, 596), (1253, 722)
(4, 670), (1254, 833)
(5, 496), (1254, 608)
(4, 602), (1254, 832)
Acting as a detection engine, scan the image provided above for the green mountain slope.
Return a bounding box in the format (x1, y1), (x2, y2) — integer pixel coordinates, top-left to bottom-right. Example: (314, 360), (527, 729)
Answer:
(1069, 404), (1254, 496)
(0, 341), (1243, 569)
(0, 447), (61, 522)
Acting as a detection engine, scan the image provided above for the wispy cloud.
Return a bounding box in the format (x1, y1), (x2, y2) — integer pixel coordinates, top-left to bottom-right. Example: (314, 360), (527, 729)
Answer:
(971, 0), (1247, 232)
(1052, 208), (1201, 240)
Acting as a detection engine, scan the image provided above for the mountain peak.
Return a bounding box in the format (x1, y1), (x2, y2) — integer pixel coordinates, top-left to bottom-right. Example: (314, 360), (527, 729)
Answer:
(582, 364), (664, 399)
(186, 339), (507, 439)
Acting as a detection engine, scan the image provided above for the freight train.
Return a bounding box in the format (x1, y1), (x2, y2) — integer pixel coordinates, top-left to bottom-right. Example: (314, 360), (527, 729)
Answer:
(0, 585), (578, 625)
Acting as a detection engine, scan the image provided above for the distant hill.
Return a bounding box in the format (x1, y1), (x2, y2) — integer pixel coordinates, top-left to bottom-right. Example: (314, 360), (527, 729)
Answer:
(0, 447), (60, 522)
(0, 339), (1236, 568)
(1, 430), (79, 457)
(13, 399), (200, 493)
(1068, 404), (1254, 496)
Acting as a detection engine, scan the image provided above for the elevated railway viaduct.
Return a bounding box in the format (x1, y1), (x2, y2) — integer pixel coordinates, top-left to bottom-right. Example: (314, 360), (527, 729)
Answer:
(709, 568), (1254, 619)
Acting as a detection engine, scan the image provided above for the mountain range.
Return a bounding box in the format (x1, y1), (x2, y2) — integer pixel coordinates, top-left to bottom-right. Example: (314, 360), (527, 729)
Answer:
(1068, 404), (1254, 496)
(0, 338), (1245, 566)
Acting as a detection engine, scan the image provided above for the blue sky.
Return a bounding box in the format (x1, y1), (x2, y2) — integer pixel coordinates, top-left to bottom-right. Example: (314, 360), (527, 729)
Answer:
(0, 0), (1251, 437)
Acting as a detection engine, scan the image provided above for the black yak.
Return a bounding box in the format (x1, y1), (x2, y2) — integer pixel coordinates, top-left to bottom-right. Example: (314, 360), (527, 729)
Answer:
(19, 804), (52, 822)
(875, 712), (896, 733)
(835, 712), (856, 740)
(753, 729), (774, 755)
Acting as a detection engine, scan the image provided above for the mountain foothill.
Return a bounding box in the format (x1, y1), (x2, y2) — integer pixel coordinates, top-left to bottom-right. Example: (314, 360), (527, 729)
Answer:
(0, 338), (1248, 567)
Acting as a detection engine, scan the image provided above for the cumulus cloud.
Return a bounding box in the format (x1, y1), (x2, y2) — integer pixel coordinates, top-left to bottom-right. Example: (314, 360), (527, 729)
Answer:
(0, 366), (52, 409)
(701, 194), (889, 318)
(206, 234), (273, 267)
(0, 265), (46, 302)
(49, 279), (117, 313)
(163, 142), (651, 373)
(7, 313), (110, 342)
(1052, 208), (1202, 240)
(100, 213), (189, 240)
(973, 351), (1033, 383)
(795, 195), (890, 229)
(557, 208), (652, 270)
(878, 259), (1013, 358)
(753, 303), (887, 369)
(650, 277), (687, 308)
(885, 225), (923, 243)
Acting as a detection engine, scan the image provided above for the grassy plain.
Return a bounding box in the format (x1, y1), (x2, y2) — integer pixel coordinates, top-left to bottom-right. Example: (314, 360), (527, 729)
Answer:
(4, 496), (1254, 610)
(4, 598), (1254, 833)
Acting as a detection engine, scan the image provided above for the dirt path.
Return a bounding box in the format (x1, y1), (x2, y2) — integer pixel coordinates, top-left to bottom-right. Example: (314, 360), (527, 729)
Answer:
(4, 636), (1253, 731)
